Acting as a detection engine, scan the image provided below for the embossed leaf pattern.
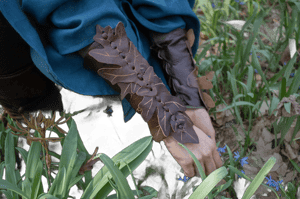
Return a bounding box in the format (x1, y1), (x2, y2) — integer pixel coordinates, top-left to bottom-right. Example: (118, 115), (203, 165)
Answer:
(85, 22), (200, 144)
(170, 112), (199, 143)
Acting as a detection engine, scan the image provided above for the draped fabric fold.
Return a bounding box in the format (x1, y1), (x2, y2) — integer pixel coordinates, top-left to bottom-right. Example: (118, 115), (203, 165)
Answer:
(0, 0), (200, 122)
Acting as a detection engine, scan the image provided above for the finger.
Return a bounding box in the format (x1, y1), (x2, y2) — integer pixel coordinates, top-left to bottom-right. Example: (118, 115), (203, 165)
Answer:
(213, 148), (224, 169)
(183, 161), (206, 178)
(204, 155), (217, 175)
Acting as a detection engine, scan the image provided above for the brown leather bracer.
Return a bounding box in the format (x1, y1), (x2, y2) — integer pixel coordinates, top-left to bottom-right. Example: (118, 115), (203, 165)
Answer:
(83, 22), (199, 144)
(151, 28), (215, 110)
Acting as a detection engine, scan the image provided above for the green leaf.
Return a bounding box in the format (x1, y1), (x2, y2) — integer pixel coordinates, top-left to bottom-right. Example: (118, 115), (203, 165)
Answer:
(55, 119), (78, 198)
(22, 178), (32, 198)
(190, 167), (228, 199)
(25, 131), (42, 182)
(286, 53), (300, 96)
(15, 147), (28, 166)
(247, 66), (254, 92)
(212, 179), (233, 198)
(269, 95), (280, 115)
(247, 93), (254, 98)
(284, 102), (291, 114)
(140, 186), (158, 197)
(242, 157), (276, 199)
(286, 182), (297, 197)
(242, 10), (264, 68)
(223, 0), (231, 17)
(290, 1), (300, 10)
(98, 153), (135, 199)
(214, 101), (255, 112)
(38, 193), (60, 199)
(0, 179), (29, 199)
(67, 151), (86, 190)
(31, 160), (43, 199)
(83, 136), (153, 199)
(279, 77), (287, 99)
(5, 131), (17, 185)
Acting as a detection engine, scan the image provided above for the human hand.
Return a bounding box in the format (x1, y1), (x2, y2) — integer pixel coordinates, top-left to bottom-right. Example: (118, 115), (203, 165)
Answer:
(185, 108), (216, 141)
(163, 109), (222, 177)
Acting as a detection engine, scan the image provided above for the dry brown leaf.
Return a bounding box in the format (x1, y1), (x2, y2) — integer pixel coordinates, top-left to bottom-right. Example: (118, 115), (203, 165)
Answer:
(213, 104), (235, 126)
(276, 95), (300, 117)
(258, 100), (271, 116)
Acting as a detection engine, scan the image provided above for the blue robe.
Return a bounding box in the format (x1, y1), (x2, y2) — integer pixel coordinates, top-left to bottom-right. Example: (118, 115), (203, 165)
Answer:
(0, 0), (200, 122)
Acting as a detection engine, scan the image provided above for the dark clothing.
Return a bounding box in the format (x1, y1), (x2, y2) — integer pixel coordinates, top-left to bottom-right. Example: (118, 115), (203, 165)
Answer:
(0, 0), (200, 122)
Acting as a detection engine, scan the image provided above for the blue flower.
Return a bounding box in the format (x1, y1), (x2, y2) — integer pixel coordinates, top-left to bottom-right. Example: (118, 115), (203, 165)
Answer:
(234, 151), (240, 161)
(207, 135), (211, 138)
(178, 175), (190, 182)
(240, 2), (245, 5)
(290, 73), (295, 77)
(254, 69), (258, 73)
(257, 55), (260, 58)
(284, 62), (286, 65)
(235, 0), (239, 2)
(238, 170), (245, 178)
(217, 145), (227, 156)
(265, 176), (283, 192)
(234, 151), (248, 166)
(212, 3), (215, 8)
(240, 157), (248, 167)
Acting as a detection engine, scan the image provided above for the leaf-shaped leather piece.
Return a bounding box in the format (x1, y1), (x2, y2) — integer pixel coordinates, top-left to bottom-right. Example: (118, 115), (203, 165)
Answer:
(202, 92), (215, 108)
(187, 67), (200, 88)
(205, 71), (214, 81)
(186, 29), (195, 47)
(170, 112), (199, 143)
(198, 76), (213, 90)
(84, 22), (200, 144)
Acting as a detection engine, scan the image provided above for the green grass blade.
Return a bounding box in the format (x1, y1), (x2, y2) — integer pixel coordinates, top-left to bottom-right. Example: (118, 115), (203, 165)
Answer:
(31, 160), (43, 199)
(5, 130), (18, 198)
(0, 179), (29, 199)
(247, 66), (254, 92)
(178, 143), (228, 199)
(82, 136), (152, 199)
(98, 153), (135, 199)
(190, 167), (228, 199)
(286, 54), (300, 96)
(25, 131), (42, 182)
(279, 77), (287, 99)
(242, 157), (276, 199)
(214, 101), (255, 112)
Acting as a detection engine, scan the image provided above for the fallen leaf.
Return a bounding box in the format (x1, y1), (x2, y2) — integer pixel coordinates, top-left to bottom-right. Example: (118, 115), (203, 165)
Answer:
(276, 95), (300, 117)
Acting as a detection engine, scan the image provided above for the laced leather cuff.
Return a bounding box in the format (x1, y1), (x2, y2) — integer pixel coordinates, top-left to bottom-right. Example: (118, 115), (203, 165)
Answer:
(83, 22), (199, 144)
(151, 28), (215, 110)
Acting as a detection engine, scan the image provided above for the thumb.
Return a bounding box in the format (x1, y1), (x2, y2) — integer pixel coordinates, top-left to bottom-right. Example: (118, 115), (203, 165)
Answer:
(182, 163), (198, 178)
(183, 168), (195, 178)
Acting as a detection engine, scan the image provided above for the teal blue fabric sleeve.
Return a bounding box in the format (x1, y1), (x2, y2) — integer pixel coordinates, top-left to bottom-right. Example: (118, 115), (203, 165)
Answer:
(0, 0), (200, 122)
